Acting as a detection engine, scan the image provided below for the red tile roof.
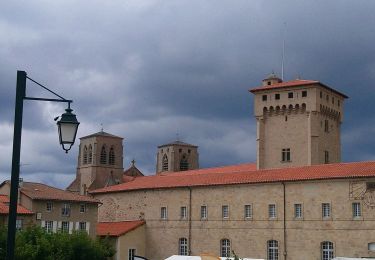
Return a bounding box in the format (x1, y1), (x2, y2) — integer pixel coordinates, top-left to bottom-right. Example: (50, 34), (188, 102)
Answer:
(0, 181), (100, 203)
(0, 195), (33, 215)
(249, 79), (348, 98)
(91, 161), (375, 194)
(97, 220), (145, 237)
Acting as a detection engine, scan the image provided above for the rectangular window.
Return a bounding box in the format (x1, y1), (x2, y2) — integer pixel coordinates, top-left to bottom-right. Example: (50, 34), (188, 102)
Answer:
(262, 95), (267, 101)
(294, 204), (302, 219)
(61, 203), (70, 217)
(268, 204), (276, 219)
(16, 219), (23, 230)
(201, 205), (207, 220)
(281, 148), (291, 162)
(338, 100), (340, 107)
(161, 207), (167, 220)
(302, 90), (307, 97)
(62, 221), (69, 232)
(222, 205), (229, 219)
(244, 205), (252, 219)
(332, 97), (334, 104)
(128, 249), (136, 260)
(320, 91), (323, 98)
(326, 94), (329, 101)
(275, 93), (280, 100)
(324, 120), (329, 132)
(322, 203), (331, 218)
(180, 206), (187, 219)
(324, 151), (329, 164)
(45, 221), (53, 233)
(80, 204), (86, 213)
(352, 202), (361, 218)
(288, 92), (293, 98)
(79, 222), (86, 231)
(46, 202), (53, 212)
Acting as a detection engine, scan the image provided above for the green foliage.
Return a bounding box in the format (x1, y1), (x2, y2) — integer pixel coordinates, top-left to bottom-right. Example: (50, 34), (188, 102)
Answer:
(0, 226), (115, 260)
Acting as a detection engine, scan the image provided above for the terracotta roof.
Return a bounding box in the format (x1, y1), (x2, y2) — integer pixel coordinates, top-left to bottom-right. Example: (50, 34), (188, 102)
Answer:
(158, 140), (198, 148)
(80, 131), (123, 140)
(97, 220), (145, 237)
(0, 195), (33, 215)
(249, 79), (348, 98)
(91, 161), (375, 194)
(14, 182), (100, 203)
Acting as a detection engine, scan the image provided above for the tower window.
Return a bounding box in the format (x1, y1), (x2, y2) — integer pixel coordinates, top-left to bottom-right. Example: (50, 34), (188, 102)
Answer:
(180, 155), (189, 171)
(262, 95), (267, 101)
(281, 148), (291, 162)
(288, 92), (293, 98)
(320, 91), (323, 98)
(302, 90), (307, 97)
(324, 120), (329, 132)
(162, 154), (168, 171)
(83, 146), (88, 165)
(88, 145), (92, 163)
(275, 93), (280, 100)
(109, 147), (115, 165)
(100, 145), (107, 164)
(324, 151), (329, 164)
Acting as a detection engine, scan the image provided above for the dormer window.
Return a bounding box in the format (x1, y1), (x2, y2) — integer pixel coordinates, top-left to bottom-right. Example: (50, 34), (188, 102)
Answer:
(100, 145), (107, 164)
(109, 146), (115, 165)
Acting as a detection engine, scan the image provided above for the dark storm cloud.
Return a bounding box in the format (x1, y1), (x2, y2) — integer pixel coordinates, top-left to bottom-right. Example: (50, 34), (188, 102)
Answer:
(1, 0), (375, 187)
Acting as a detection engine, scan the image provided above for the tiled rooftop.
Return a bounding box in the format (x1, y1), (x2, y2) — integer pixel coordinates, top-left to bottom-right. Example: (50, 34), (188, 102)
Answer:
(96, 220), (145, 237)
(0, 195), (33, 215)
(91, 161), (375, 194)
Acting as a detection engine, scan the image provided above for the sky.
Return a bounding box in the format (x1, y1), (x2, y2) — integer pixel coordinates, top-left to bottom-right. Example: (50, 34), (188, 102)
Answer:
(1, 0), (375, 189)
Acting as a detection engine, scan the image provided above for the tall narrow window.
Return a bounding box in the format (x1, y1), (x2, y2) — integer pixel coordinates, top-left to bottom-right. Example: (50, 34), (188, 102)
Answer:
(61, 221), (69, 233)
(294, 204), (302, 219)
(180, 206), (187, 219)
(79, 222), (86, 232)
(61, 203), (70, 217)
(324, 151), (329, 164)
(162, 154), (168, 171)
(352, 202), (361, 218)
(222, 205), (229, 219)
(100, 145), (107, 164)
(324, 120), (329, 133)
(267, 240), (279, 260)
(46, 202), (53, 212)
(161, 207), (167, 220)
(180, 155), (189, 171)
(322, 203), (331, 218)
(45, 221), (53, 233)
(281, 148), (291, 162)
(321, 241), (334, 260)
(244, 205), (252, 219)
(268, 204), (276, 219)
(220, 239), (231, 257)
(88, 145), (93, 163)
(201, 205), (207, 220)
(179, 238), (188, 256)
(83, 146), (88, 164)
(109, 146), (115, 165)
(16, 219), (23, 230)
(128, 249), (136, 260)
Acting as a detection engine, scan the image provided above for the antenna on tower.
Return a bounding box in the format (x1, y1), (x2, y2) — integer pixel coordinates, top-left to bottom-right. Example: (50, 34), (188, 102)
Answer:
(281, 22), (287, 81)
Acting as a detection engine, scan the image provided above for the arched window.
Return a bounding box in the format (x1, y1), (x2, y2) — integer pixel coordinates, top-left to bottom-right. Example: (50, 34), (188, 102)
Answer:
(83, 146), (88, 164)
(179, 238), (188, 256)
(321, 241), (334, 260)
(180, 155), (189, 171)
(109, 146), (115, 165)
(220, 239), (230, 257)
(267, 240), (278, 260)
(88, 145), (93, 164)
(100, 145), (107, 164)
(162, 154), (168, 171)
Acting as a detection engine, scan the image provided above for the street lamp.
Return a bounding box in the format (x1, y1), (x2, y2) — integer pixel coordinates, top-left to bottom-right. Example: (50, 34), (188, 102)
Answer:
(6, 71), (79, 260)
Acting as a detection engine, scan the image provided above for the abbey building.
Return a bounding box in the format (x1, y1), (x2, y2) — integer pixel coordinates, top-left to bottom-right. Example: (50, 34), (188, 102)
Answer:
(72, 75), (375, 260)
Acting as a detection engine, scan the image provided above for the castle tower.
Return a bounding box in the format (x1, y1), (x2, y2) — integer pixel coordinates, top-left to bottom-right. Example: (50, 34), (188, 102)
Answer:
(250, 74), (348, 170)
(156, 141), (199, 174)
(67, 131), (124, 195)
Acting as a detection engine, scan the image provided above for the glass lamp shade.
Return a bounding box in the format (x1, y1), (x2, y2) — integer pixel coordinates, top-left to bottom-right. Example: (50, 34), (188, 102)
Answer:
(57, 107), (79, 153)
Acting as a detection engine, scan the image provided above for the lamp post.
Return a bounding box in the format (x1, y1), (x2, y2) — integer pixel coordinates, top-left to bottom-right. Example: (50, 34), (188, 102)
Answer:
(6, 71), (79, 260)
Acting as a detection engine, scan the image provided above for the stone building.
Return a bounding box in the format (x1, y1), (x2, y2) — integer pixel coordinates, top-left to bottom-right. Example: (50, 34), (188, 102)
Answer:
(0, 180), (99, 237)
(90, 76), (375, 260)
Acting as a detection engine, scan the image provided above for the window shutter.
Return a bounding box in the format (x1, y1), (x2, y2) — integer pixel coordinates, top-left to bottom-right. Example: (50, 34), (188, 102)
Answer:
(58, 221), (62, 230)
(75, 222), (79, 230)
(41, 220), (45, 228)
(69, 222), (73, 234)
(53, 221), (57, 233)
(85, 222), (90, 234)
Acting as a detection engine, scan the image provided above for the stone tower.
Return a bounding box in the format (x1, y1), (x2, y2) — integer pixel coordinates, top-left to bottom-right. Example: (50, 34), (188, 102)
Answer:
(156, 141), (199, 174)
(67, 131), (124, 195)
(250, 73), (348, 170)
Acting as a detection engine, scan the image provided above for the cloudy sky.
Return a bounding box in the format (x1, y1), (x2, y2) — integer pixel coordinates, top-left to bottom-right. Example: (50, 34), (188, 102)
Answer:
(1, 1), (375, 189)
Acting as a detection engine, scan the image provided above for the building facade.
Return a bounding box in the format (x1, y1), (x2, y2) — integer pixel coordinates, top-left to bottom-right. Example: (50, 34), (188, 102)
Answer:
(90, 76), (375, 260)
